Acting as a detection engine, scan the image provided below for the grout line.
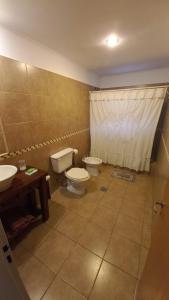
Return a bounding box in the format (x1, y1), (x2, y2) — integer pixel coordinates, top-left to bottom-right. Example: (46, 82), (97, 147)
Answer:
(39, 206), (100, 299)
(5, 120), (33, 126)
(110, 230), (143, 247)
(87, 179), (125, 299)
(100, 178), (151, 285)
(16, 170), (152, 300)
(40, 237), (78, 299)
(134, 279), (140, 300)
(136, 193), (149, 284)
(103, 258), (139, 280)
(134, 195), (153, 299)
(52, 207), (96, 245)
(87, 259), (104, 299)
(103, 180), (146, 297)
(76, 242), (104, 260)
(17, 243), (55, 276)
(52, 176), (115, 299)
(41, 251), (78, 299)
(61, 278), (88, 298)
(102, 192), (125, 259)
(18, 226), (53, 256)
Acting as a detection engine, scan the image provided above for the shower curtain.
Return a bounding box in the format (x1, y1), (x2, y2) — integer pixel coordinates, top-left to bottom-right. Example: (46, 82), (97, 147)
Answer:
(90, 87), (167, 171)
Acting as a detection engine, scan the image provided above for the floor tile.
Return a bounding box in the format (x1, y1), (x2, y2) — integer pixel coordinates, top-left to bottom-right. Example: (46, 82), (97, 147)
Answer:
(60, 245), (102, 296)
(67, 197), (84, 211)
(52, 187), (77, 208)
(114, 214), (142, 244)
(20, 222), (52, 253)
(99, 191), (123, 213)
(56, 211), (88, 241)
(100, 164), (113, 176)
(13, 244), (32, 267)
(120, 201), (144, 223)
(72, 201), (98, 219)
(110, 177), (127, 187)
(89, 261), (137, 300)
(91, 206), (117, 232)
(144, 194), (153, 209)
(86, 179), (105, 198)
(19, 255), (55, 300)
(123, 192), (145, 208)
(109, 180), (127, 192)
(13, 164), (153, 300)
(142, 224), (151, 248)
(34, 230), (75, 273)
(42, 277), (86, 300)
(47, 201), (67, 227)
(105, 233), (140, 277)
(125, 185), (147, 200)
(81, 191), (103, 206)
(92, 176), (112, 190)
(144, 207), (153, 228)
(138, 247), (149, 279)
(78, 222), (111, 257)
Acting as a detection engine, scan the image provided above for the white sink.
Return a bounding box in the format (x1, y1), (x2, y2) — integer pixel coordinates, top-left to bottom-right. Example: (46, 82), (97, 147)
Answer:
(0, 165), (17, 192)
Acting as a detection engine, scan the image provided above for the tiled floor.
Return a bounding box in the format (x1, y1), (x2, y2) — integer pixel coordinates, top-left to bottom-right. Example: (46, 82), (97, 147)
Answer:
(13, 165), (153, 300)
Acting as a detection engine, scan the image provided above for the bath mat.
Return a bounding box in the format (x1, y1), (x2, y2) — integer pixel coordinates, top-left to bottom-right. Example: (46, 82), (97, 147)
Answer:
(112, 169), (135, 182)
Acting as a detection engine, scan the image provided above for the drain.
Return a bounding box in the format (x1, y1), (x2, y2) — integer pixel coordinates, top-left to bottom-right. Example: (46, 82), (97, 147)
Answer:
(100, 186), (108, 192)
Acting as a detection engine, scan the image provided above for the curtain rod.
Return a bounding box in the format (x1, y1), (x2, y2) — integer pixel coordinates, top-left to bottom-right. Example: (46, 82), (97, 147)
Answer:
(90, 85), (169, 93)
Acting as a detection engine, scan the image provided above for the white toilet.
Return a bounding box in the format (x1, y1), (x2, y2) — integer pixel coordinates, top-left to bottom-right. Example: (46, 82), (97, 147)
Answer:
(82, 156), (102, 176)
(50, 148), (90, 196)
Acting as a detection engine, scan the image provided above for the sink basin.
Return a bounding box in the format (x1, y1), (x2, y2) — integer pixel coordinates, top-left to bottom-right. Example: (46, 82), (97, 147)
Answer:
(0, 165), (17, 192)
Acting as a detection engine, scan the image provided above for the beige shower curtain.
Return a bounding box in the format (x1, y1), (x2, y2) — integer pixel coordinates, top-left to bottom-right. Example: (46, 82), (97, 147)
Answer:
(90, 87), (167, 171)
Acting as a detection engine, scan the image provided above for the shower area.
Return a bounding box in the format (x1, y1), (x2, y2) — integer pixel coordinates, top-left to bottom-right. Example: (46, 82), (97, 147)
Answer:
(90, 86), (167, 173)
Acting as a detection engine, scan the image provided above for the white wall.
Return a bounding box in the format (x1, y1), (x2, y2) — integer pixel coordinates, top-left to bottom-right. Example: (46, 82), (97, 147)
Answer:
(1, 26), (169, 89)
(0, 26), (98, 87)
(100, 68), (169, 88)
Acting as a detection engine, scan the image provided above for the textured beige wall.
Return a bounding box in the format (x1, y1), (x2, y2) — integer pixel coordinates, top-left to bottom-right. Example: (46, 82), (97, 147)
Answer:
(151, 97), (169, 204)
(0, 55), (93, 191)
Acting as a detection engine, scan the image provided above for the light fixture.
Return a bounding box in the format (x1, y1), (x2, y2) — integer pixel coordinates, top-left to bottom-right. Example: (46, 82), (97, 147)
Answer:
(105, 34), (120, 48)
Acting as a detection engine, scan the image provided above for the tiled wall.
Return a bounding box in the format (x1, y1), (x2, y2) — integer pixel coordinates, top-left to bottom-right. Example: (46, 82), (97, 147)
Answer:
(0, 55), (93, 191)
(151, 93), (169, 204)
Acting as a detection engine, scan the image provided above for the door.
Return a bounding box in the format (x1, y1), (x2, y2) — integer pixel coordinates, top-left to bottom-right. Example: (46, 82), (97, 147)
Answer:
(136, 179), (169, 300)
(0, 219), (30, 300)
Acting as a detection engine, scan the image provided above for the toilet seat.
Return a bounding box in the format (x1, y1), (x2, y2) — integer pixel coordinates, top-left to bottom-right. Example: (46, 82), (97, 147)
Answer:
(65, 168), (90, 182)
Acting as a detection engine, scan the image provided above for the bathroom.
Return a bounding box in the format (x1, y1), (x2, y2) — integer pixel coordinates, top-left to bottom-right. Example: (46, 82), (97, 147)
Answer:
(0, 1), (169, 300)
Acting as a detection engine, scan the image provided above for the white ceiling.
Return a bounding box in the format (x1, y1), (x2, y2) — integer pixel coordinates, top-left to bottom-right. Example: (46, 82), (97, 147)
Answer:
(0, 0), (169, 76)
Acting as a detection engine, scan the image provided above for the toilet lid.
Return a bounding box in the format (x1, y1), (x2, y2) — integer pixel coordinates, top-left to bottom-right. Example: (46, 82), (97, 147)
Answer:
(66, 168), (89, 181)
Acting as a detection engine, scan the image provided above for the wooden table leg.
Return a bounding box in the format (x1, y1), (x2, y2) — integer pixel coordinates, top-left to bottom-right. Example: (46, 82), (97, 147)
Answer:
(39, 177), (49, 221)
(28, 188), (37, 216)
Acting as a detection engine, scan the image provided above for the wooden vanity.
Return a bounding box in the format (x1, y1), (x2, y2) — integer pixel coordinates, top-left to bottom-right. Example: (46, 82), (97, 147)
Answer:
(0, 168), (50, 246)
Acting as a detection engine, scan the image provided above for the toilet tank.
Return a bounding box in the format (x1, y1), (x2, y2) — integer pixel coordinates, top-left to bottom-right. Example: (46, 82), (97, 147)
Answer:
(50, 148), (74, 173)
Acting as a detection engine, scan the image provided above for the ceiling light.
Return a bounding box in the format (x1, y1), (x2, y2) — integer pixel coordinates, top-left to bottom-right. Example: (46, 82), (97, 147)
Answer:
(105, 34), (120, 48)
